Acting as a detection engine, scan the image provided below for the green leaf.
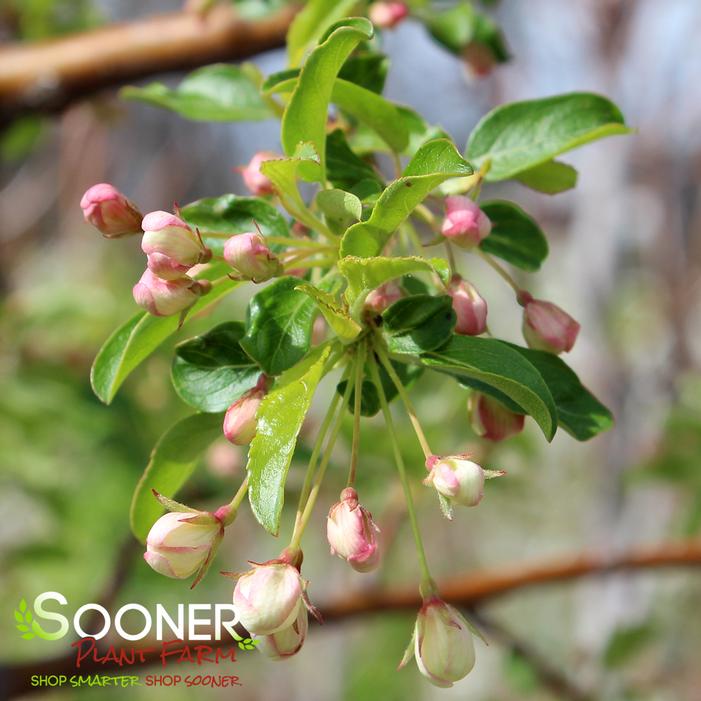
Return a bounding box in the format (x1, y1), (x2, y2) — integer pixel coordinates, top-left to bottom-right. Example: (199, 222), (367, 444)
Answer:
(426, 1), (478, 54)
(19, 598), (27, 613)
(466, 92), (631, 181)
(603, 623), (656, 669)
(241, 276), (318, 375)
(295, 282), (362, 343)
(338, 52), (389, 94)
(479, 200), (549, 272)
(180, 195), (289, 255)
(338, 255), (450, 308)
(247, 345), (331, 534)
(286, 0), (359, 67)
(420, 335), (557, 440)
(327, 129), (384, 196)
(130, 413), (224, 542)
(514, 160), (578, 194)
(121, 64), (273, 122)
(90, 266), (239, 404)
(382, 295), (456, 354)
(340, 139), (473, 258)
(316, 188), (362, 234)
(171, 322), (261, 412)
(504, 343), (613, 441)
(282, 17), (374, 181)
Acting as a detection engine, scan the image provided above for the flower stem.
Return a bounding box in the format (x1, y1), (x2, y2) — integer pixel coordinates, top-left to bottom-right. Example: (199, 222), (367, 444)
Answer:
(267, 236), (331, 249)
(367, 345), (434, 590)
(346, 338), (366, 487)
(476, 249), (521, 295)
(222, 476), (249, 526)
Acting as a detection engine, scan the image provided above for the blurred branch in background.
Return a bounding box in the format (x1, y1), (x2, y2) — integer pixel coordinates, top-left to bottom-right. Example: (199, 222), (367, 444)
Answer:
(0, 3), (300, 126)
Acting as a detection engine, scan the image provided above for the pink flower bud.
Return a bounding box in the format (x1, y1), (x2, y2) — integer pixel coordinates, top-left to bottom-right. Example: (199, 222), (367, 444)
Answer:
(326, 488), (380, 573)
(520, 292), (580, 354)
(144, 511), (222, 579)
(132, 269), (207, 316)
(239, 151), (279, 196)
(441, 196), (491, 248)
(369, 1), (409, 29)
(257, 607), (308, 660)
(469, 393), (525, 441)
(223, 382), (266, 445)
(448, 275), (488, 335)
(223, 232), (282, 283)
(401, 598), (475, 687)
(365, 282), (403, 315)
(141, 211), (210, 280)
(463, 42), (497, 79)
(424, 454), (504, 507)
(80, 183), (143, 238)
(233, 561), (304, 636)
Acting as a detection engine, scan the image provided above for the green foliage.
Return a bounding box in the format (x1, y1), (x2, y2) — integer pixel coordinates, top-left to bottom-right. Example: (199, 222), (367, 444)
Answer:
(515, 160), (578, 194)
(382, 294), (456, 354)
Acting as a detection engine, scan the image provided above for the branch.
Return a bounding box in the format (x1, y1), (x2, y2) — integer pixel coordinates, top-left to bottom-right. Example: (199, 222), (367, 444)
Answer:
(0, 4), (300, 125)
(3, 540), (700, 698)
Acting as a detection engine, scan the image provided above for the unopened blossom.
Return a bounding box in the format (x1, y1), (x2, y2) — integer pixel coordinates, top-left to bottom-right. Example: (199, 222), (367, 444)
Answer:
(463, 42), (497, 79)
(144, 511), (223, 579)
(327, 488), (380, 573)
(469, 392), (525, 442)
(401, 598), (475, 687)
(141, 211), (210, 280)
(223, 380), (267, 445)
(424, 454), (504, 507)
(519, 291), (580, 354)
(365, 282), (403, 315)
(80, 183), (143, 238)
(257, 607), (308, 660)
(448, 275), (488, 335)
(441, 196), (491, 248)
(132, 269), (209, 317)
(239, 151), (279, 196)
(369, 1), (409, 29)
(223, 232), (282, 283)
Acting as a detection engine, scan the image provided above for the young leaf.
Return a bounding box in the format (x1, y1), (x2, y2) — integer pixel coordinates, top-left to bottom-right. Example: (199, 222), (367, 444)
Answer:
(340, 139), (473, 258)
(338, 52), (389, 94)
(247, 345), (332, 535)
(327, 129), (384, 196)
(514, 160), (578, 194)
(180, 195), (289, 255)
(295, 282), (362, 343)
(316, 188), (362, 234)
(282, 17), (374, 181)
(466, 92), (631, 181)
(121, 64), (273, 122)
(240, 276), (318, 375)
(479, 200), (549, 272)
(130, 413), (224, 542)
(419, 335), (558, 440)
(382, 295), (456, 354)
(90, 267), (239, 404)
(171, 322), (261, 412)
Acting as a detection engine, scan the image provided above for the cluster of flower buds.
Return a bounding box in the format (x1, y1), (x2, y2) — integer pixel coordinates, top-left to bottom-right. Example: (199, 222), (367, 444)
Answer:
(223, 376), (268, 446)
(424, 454), (504, 508)
(441, 196), (492, 249)
(518, 291), (580, 354)
(369, 1), (409, 29)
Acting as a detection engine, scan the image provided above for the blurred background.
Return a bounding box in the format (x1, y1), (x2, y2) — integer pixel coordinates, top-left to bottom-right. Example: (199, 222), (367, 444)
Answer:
(1, 1), (701, 699)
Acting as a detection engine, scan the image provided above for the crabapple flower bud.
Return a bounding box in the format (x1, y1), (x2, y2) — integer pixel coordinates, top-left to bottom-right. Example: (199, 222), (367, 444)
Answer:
(520, 292), (580, 354)
(365, 282), (402, 315)
(469, 393), (525, 442)
(448, 275), (487, 335)
(369, 1), (409, 29)
(144, 511), (222, 579)
(222, 381), (266, 445)
(233, 561), (304, 636)
(132, 269), (207, 316)
(424, 454), (504, 507)
(441, 196), (491, 248)
(239, 151), (279, 196)
(223, 232), (282, 283)
(327, 488), (380, 573)
(141, 211), (210, 280)
(80, 183), (143, 238)
(463, 42), (497, 79)
(257, 607), (308, 661)
(401, 598), (475, 687)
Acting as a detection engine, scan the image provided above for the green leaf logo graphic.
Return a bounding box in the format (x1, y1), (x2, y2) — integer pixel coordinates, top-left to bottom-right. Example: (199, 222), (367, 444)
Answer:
(237, 637), (258, 651)
(14, 597), (57, 641)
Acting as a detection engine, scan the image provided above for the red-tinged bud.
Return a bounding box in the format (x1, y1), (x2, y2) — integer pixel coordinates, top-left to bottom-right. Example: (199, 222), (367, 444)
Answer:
(223, 380), (267, 445)
(141, 211), (210, 280)
(365, 282), (403, 315)
(424, 454), (504, 507)
(463, 42), (497, 79)
(239, 151), (279, 196)
(519, 292), (580, 354)
(257, 607), (308, 661)
(369, 1), (409, 29)
(223, 232), (282, 283)
(441, 196), (491, 248)
(469, 393), (525, 441)
(132, 269), (208, 316)
(448, 275), (488, 335)
(80, 183), (143, 238)
(326, 488), (380, 573)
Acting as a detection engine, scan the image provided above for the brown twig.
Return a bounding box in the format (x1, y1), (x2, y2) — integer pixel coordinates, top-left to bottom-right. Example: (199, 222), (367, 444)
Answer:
(2, 540), (700, 698)
(0, 3), (300, 125)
